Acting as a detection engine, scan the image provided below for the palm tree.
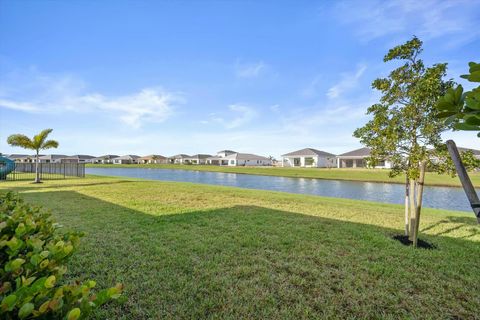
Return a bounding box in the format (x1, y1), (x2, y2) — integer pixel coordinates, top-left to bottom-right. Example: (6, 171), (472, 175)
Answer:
(151, 155), (159, 164)
(7, 129), (59, 183)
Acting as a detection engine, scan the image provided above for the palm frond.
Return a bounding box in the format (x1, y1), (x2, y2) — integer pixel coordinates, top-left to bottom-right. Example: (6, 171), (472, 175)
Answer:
(33, 129), (54, 148)
(42, 140), (59, 150)
(7, 134), (34, 150)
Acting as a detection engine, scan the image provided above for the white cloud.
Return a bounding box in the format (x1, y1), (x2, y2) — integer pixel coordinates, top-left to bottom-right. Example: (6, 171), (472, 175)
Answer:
(210, 104), (258, 129)
(0, 70), (181, 128)
(301, 75), (323, 98)
(327, 64), (367, 99)
(235, 61), (267, 78)
(333, 0), (480, 45)
(270, 104), (280, 112)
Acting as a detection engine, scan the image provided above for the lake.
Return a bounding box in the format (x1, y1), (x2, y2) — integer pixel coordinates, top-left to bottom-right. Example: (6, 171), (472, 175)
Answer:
(86, 167), (473, 212)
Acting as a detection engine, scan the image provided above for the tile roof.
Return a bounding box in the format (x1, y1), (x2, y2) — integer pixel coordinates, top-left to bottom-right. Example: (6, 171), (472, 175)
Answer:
(224, 153), (270, 160)
(338, 147), (371, 157)
(282, 148), (336, 157)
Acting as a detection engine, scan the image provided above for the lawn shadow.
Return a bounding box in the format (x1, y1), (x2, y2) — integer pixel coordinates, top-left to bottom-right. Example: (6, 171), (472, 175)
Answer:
(421, 215), (480, 240)
(0, 179), (132, 192)
(8, 189), (480, 319)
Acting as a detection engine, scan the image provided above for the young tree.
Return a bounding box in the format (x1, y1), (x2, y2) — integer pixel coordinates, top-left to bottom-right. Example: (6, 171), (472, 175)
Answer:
(7, 129), (59, 183)
(354, 37), (453, 247)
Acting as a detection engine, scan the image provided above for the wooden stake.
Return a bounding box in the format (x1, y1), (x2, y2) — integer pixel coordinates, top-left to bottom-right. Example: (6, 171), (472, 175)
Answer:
(404, 177), (410, 236)
(413, 161), (426, 247)
(446, 140), (480, 223)
(409, 178), (416, 241)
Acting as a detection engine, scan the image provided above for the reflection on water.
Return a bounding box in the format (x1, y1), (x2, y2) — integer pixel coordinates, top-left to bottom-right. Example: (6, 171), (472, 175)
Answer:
(86, 167), (473, 212)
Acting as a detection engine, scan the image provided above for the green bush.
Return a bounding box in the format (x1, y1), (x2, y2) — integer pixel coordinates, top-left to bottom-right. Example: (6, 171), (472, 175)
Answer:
(0, 192), (123, 319)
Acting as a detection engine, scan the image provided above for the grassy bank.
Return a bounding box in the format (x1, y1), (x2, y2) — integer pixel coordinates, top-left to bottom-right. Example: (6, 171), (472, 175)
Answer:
(86, 163), (480, 188)
(1, 176), (479, 319)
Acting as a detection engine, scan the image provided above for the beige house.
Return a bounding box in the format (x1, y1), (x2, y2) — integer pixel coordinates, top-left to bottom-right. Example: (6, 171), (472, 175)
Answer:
(112, 155), (140, 164)
(138, 155), (168, 164)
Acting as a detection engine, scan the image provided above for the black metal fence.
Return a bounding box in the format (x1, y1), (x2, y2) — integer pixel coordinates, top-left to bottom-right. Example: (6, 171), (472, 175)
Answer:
(0, 163), (85, 181)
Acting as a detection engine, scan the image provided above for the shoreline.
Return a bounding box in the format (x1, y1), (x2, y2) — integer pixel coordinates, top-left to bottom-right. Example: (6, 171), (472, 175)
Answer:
(86, 164), (479, 189)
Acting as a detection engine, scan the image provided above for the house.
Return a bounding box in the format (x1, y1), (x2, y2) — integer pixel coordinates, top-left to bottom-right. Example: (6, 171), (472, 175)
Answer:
(221, 153), (272, 166)
(112, 155), (140, 164)
(282, 148), (336, 168)
(337, 147), (392, 169)
(168, 154), (190, 164)
(60, 155), (96, 164)
(206, 150), (237, 165)
(184, 154), (212, 165)
(38, 154), (69, 163)
(7, 154), (36, 163)
(92, 155), (120, 164)
(138, 155), (168, 164)
(216, 150), (237, 158)
(457, 147), (480, 160)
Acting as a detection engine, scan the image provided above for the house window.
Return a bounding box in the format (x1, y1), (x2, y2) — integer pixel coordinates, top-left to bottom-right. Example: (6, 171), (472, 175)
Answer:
(230, 160), (235, 165)
(293, 158), (301, 166)
(305, 157), (314, 166)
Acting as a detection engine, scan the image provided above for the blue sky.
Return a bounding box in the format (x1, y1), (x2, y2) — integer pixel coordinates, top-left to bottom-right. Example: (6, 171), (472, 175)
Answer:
(1, 0), (479, 157)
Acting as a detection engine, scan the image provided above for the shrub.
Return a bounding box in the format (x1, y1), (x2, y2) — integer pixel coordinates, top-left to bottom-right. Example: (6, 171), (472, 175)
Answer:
(0, 192), (123, 319)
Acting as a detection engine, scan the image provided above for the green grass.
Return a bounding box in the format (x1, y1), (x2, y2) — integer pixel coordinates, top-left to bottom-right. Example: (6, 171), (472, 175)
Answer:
(1, 176), (479, 319)
(87, 163), (480, 187)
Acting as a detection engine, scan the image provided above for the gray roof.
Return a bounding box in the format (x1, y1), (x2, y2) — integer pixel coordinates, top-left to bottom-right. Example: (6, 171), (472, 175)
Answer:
(187, 154), (212, 160)
(217, 150), (236, 153)
(138, 154), (167, 160)
(7, 154), (31, 159)
(113, 155), (140, 160)
(338, 147), (371, 158)
(39, 154), (69, 160)
(224, 153), (270, 161)
(94, 155), (119, 160)
(458, 147), (480, 155)
(69, 155), (96, 160)
(170, 154), (190, 159)
(282, 148), (336, 157)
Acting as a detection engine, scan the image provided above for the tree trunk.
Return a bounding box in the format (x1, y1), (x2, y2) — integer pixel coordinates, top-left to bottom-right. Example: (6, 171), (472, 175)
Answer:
(408, 178), (416, 241)
(34, 150), (40, 183)
(404, 176), (410, 236)
(412, 161), (426, 247)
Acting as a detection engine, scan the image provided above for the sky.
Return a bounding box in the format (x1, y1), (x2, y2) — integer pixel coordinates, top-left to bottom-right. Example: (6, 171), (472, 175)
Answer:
(0, 0), (479, 158)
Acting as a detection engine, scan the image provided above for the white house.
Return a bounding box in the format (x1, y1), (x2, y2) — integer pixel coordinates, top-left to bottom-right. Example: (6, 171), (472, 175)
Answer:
(337, 147), (392, 169)
(221, 153), (272, 166)
(216, 150), (237, 158)
(7, 154), (36, 163)
(92, 155), (120, 164)
(282, 148), (336, 168)
(168, 154), (190, 164)
(112, 155), (140, 164)
(206, 150), (237, 165)
(184, 154), (212, 164)
(60, 155), (96, 164)
(38, 154), (69, 163)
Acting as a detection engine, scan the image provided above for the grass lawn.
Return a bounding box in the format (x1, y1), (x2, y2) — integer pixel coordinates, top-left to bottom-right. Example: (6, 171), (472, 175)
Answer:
(1, 176), (479, 319)
(86, 163), (480, 188)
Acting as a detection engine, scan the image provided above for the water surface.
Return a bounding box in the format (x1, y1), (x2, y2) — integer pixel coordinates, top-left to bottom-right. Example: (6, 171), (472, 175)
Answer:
(86, 167), (474, 212)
